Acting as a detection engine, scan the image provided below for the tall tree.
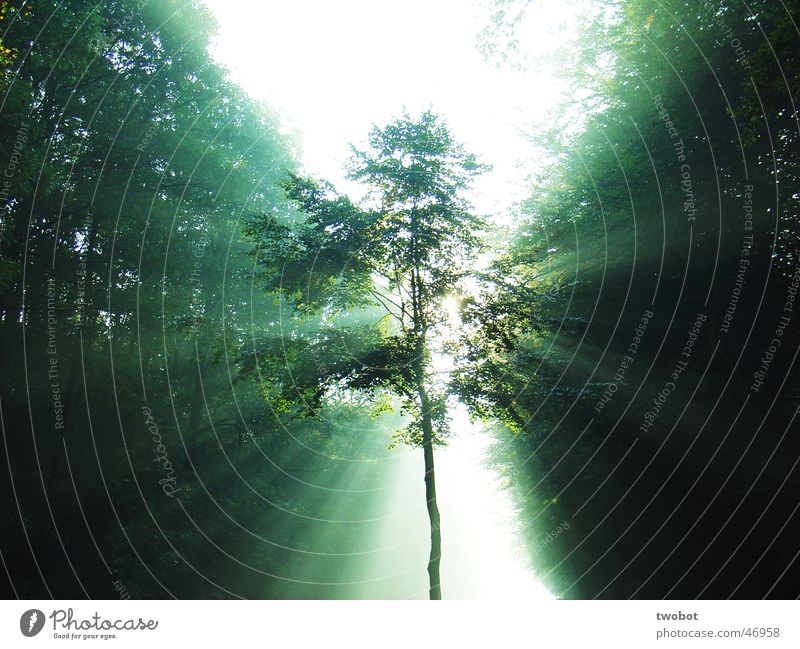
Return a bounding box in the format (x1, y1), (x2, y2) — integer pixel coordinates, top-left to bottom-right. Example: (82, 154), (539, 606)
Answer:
(248, 111), (487, 598)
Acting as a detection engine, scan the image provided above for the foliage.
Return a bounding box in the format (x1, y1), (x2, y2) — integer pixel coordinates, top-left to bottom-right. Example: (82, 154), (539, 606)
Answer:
(472, 0), (800, 598)
(248, 110), (488, 448)
(0, 0), (393, 599)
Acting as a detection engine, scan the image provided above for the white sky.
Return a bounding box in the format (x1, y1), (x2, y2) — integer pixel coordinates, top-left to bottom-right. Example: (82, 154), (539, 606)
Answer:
(203, 0), (579, 219)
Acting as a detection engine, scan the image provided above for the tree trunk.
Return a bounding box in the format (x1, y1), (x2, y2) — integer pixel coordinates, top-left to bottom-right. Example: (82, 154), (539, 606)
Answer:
(417, 383), (442, 600)
(46, 218), (100, 482)
(186, 348), (208, 460)
(0, 193), (34, 345)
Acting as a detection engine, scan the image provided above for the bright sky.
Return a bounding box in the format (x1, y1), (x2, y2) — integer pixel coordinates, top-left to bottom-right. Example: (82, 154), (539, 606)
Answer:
(203, 0), (579, 219)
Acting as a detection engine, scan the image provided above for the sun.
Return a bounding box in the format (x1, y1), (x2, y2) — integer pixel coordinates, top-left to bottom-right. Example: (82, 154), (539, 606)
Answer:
(442, 294), (461, 328)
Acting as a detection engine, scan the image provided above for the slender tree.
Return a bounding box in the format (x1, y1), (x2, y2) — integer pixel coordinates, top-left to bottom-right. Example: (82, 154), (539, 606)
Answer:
(248, 110), (487, 598)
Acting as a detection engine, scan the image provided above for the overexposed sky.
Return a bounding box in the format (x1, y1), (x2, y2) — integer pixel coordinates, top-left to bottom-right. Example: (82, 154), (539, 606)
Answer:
(203, 0), (578, 219)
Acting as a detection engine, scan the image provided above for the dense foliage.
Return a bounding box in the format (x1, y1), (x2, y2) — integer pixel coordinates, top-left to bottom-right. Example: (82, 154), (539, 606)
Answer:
(464, 0), (800, 597)
(0, 0), (412, 598)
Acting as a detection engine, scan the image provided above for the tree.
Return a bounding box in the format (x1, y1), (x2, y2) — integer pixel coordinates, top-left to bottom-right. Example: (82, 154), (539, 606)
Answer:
(0, 0), (311, 598)
(248, 110), (488, 598)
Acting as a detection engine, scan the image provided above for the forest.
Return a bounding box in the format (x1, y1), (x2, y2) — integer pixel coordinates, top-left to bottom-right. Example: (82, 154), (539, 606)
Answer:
(1, 0), (799, 600)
